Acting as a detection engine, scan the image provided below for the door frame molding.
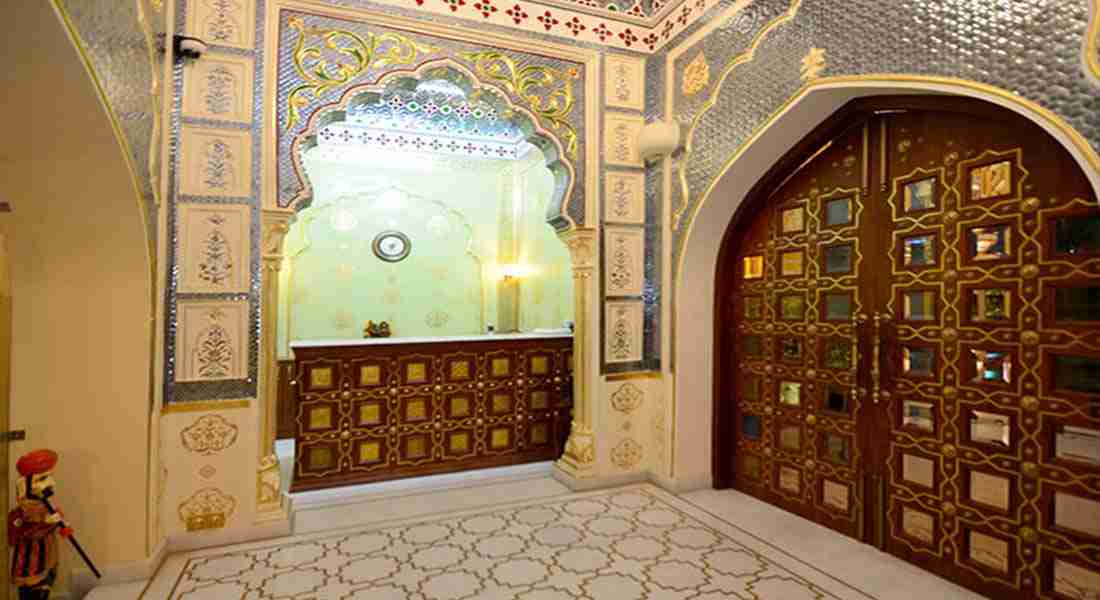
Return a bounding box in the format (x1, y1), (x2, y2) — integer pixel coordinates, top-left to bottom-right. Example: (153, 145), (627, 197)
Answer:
(669, 80), (1100, 493)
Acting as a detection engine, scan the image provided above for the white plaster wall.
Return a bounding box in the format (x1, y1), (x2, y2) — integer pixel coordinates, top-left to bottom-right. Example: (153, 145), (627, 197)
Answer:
(0, 1), (155, 590)
(0, 144), (153, 569)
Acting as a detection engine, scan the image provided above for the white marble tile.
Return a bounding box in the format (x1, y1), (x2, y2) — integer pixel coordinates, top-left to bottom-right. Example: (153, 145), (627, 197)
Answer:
(142, 483), (994, 600)
(681, 488), (986, 600)
(83, 580), (148, 600)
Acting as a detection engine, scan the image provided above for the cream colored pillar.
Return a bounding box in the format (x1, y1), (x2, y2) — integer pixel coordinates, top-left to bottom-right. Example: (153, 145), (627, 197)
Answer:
(256, 208), (293, 519)
(555, 227), (598, 480)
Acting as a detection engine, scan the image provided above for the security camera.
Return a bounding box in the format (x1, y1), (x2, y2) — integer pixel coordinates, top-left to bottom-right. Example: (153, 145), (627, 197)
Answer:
(173, 35), (208, 61)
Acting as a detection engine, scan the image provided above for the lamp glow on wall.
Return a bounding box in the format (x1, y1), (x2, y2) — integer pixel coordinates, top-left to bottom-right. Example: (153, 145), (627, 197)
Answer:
(498, 263), (534, 281)
(497, 263), (533, 333)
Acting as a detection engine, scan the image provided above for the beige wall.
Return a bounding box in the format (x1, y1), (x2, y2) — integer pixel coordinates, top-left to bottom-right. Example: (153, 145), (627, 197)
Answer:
(0, 0), (154, 584)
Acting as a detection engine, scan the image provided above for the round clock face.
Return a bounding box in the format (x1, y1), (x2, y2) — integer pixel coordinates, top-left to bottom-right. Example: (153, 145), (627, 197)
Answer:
(372, 231), (411, 262)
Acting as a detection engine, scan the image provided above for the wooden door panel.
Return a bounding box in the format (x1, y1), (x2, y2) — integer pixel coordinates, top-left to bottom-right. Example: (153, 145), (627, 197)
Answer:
(728, 121), (869, 540)
(717, 97), (1100, 600)
(878, 107), (1100, 599)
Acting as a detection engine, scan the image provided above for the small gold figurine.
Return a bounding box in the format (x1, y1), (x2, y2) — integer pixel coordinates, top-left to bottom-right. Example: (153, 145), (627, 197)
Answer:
(362, 321), (393, 338)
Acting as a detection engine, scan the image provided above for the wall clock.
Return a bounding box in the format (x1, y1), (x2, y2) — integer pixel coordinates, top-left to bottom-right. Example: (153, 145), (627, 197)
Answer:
(372, 231), (411, 262)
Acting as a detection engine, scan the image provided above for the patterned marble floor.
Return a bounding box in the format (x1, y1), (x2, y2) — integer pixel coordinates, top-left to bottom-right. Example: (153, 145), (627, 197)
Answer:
(143, 484), (905, 600)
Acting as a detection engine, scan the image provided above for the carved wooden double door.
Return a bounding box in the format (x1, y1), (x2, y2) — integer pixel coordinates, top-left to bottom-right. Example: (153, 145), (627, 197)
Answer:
(716, 97), (1100, 599)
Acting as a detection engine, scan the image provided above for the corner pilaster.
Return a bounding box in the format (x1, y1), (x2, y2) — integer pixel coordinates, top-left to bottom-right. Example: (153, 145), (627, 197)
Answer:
(554, 227), (599, 481)
(256, 208), (293, 519)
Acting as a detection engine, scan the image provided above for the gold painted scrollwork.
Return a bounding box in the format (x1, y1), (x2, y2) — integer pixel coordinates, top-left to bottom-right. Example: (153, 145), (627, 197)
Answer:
(682, 51), (710, 96)
(180, 414), (239, 455)
(460, 51), (579, 160)
(285, 17), (436, 130)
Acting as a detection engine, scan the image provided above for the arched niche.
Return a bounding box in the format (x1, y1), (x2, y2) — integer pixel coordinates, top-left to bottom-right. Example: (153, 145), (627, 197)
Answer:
(671, 78), (1100, 492)
(286, 60), (576, 231)
(257, 60), (594, 494)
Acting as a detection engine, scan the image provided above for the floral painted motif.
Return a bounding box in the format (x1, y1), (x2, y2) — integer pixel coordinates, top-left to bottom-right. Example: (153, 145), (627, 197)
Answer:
(180, 414), (239, 455)
(610, 438), (643, 469)
(201, 140), (235, 192)
(197, 215), (233, 286)
(608, 236), (634, 293)
(611, 178), (633, 220)
(610, 383), (644, 414)
(178, 487), (237, 531)
(203, 0), (241, 43)
(613, 63), (632, 104)
(194, 309), (234, 379)
(203, 66), (235, 115)
(609, 305), (635, 361)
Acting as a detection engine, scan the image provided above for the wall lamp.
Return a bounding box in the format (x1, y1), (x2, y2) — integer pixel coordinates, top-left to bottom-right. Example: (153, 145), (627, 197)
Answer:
(499, 264), (532, 281)
(172, 35), (209, 62)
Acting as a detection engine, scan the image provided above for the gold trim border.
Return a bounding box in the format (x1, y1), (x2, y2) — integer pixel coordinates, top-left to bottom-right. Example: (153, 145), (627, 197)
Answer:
(1087, 0), (1100, 81)
(606, 371), (662, 381)
(162, 399), (252, 414)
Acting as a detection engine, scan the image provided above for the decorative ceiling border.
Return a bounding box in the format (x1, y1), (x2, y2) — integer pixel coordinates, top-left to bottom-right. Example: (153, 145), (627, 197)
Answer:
(312, 0), (720, 52)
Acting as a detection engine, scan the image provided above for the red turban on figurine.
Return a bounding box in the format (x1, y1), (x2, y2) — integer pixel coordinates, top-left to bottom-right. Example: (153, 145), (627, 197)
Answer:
(16, 449), (57, 477)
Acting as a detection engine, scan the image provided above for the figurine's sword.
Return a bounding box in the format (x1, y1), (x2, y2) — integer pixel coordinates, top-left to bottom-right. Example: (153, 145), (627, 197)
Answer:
(41, 490), (101, 578)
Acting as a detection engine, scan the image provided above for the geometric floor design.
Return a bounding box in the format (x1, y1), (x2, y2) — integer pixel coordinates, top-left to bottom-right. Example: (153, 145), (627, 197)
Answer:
(162, 484), (859, 599)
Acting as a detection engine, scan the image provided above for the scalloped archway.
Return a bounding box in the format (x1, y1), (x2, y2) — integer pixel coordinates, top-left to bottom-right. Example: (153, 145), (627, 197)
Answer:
(285, 60), (577, 230)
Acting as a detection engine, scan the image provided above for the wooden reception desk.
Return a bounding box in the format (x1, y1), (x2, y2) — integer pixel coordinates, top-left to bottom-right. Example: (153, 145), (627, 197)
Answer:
(288, 333), (573, 492)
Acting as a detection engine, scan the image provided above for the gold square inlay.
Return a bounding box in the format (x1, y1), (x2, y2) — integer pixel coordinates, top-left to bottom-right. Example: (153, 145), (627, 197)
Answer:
(530, 356), (549, 375)
(492, 357), (510, 377)
(902, 507), (934, 543)
(781, 207), (804, 233)
(531, 423), (548, 444)
(309, 406), (332, 430)
(359, 365), (381, 386)
(491, 428), (511, 449)
(780, 251), (803, 276)
(492, 393), (512, 414)
(358, 441), (381, 463)
(530, 391), (549, 410)
(450, 396), (471, 417)
(742, 255), (763, 279)
(449, 432), (469, 453)
(969, 531), (1009, 573)
(359, 403), (381, 425)
(778, 466), (800, 493)
(309, 447), (333, 469)
(406, 436), (427, 458)
(406, 362), (428, 384)
(970, 161), (1011, 200)
(823, 480), (849, 512)
(406, 399), (427, 420)
(310, 367), (333, 389)
(450, 360), (470, 380)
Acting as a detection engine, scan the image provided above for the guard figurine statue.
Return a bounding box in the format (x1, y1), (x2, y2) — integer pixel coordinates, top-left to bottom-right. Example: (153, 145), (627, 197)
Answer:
(9, 449), (70, 600)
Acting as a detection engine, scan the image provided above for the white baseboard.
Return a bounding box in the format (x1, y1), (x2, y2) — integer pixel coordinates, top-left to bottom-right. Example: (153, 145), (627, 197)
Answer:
(551, 466), (650, 491)
(69, 537), (167, 600)
(648, 470), (712, 493)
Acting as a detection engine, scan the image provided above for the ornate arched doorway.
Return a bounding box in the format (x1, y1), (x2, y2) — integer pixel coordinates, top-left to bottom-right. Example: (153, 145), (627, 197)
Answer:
(714, 96), (1099, 599)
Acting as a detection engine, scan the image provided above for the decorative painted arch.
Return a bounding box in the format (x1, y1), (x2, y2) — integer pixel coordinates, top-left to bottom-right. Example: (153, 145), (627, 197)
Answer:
(669, 79), (1100, 491)
(285, 60), (577, 230)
